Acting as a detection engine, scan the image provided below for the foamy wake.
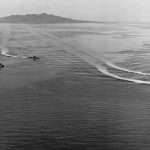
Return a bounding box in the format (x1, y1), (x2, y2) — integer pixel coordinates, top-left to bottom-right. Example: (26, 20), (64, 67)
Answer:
(89, 54), (150, 84)
(96, 65), (150, 85)
(105, 61), (150, 76)
(0, 48), (26, 58)
(1, 48), (17, 58)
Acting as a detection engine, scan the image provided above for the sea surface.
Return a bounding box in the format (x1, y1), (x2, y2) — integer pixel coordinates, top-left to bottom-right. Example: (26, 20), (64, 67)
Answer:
(0, 23), (150, 149)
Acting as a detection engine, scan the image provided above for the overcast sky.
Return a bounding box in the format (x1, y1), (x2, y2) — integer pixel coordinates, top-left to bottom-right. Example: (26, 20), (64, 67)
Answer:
(0, 0), (150, 22)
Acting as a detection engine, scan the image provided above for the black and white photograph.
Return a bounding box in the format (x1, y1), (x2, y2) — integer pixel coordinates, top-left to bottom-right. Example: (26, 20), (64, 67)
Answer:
(0, 0), (150, 149)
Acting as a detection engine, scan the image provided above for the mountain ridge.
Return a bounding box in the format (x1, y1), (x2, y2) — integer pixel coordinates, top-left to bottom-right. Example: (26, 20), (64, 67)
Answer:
(0, 13), (97, 24)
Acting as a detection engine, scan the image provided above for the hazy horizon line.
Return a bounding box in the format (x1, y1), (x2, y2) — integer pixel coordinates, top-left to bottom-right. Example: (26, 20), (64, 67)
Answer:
(1, 12), (150, 24)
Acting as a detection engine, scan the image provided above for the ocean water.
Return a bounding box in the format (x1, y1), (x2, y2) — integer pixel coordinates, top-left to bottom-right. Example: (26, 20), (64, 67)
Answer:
(4, 22), (150, 84)
(1, 23), (150, 149)
(65, 23), (150, 84)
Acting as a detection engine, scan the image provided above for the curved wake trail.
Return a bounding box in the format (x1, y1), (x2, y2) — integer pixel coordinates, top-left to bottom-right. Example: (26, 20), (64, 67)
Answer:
(1, 48), (17, 58)
(96, 65), (150, 85)
(0, 48), (27, 59)
(105, 61), (150, 76)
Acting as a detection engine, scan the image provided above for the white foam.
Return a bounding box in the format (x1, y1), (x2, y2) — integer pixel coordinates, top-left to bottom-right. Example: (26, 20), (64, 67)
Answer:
(1, 48), (17, 58)
(105, 61), (150, 76)
(96, 65), (150, 85)
(84, 52), (150, 76)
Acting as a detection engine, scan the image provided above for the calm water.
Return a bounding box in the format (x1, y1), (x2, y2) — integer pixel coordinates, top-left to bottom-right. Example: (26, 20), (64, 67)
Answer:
(1, 23), (150, 149)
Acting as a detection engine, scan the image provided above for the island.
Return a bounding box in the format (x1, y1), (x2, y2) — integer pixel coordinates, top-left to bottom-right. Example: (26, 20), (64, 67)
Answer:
(0, 13), (98, 24)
